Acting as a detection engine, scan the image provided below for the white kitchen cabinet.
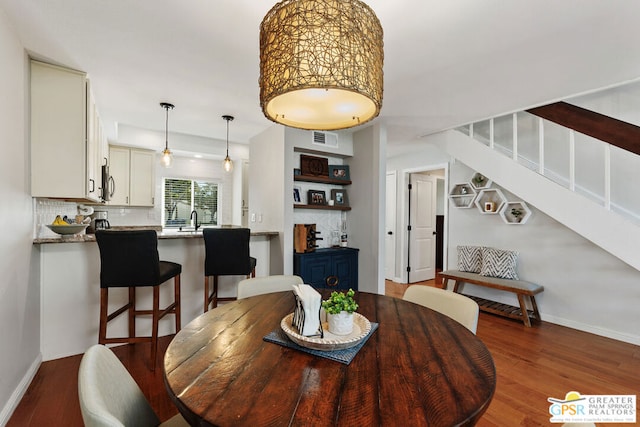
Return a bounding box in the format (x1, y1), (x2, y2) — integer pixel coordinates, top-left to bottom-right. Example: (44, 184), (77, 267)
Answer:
(108, 145), (155, 206)
(108, 146), (130, 205)
(86, 85), (107, 197)
(30, 60), (103, 202)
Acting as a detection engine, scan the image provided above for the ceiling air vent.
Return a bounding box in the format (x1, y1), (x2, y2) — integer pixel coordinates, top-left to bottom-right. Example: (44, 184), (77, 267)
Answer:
(312, 131), (338, 148)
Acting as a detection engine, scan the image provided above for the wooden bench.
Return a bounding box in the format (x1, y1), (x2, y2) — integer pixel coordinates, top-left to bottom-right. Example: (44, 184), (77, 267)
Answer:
(438, 270), (543, 327)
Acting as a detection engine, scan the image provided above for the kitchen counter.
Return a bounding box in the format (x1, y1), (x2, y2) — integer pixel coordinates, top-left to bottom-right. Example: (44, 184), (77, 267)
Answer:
(33, 226), (278, 244)
(34, 226), (282, 360)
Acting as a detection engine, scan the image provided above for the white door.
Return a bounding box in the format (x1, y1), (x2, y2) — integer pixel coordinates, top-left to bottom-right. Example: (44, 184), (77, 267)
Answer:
(385, 172), (397, 280)
(408, 174), (436, 283)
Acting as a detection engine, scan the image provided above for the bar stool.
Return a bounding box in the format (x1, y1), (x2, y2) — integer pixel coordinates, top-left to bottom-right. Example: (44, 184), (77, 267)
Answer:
(95, 230), (181, 370)
(203, 228), (256, 311)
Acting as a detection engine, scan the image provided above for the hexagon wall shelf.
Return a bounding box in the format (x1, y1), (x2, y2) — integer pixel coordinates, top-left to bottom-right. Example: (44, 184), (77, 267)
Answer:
(470, 172), (492, 190)
(448, 183), (476, 208)
(475, 188), (506, 214)
(500, 201), (532, 224)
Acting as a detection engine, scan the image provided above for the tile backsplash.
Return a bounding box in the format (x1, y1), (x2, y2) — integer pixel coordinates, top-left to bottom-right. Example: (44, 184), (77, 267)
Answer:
(34, 199), (79, 238)
(33, 198), (157, 238)
(293, 209), (346, 248)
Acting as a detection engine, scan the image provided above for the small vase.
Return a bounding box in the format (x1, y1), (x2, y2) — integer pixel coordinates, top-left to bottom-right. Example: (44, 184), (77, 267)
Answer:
(327, 311), (354, 335)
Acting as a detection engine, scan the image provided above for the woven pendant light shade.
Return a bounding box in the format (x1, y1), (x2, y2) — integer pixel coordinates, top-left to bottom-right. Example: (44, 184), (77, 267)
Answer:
(259, 0), (383, 131)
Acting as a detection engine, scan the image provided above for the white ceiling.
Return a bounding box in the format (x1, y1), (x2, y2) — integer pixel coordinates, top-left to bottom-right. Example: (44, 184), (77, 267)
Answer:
(3, 0), (640, 157)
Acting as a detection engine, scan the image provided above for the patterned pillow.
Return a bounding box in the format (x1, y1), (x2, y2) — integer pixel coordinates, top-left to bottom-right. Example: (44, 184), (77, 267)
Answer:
(457, 245), (483, 273)
(480, 248), (519, 280)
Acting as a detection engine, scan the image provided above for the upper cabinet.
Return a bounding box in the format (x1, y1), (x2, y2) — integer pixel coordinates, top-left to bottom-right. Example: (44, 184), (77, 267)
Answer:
(30, 60), (105, 202)
(108, 145), (155, 206)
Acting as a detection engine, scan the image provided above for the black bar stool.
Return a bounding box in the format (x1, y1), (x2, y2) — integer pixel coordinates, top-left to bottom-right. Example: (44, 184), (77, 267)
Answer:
(95, 230), (181, 370)
(203, 228), (256, 311)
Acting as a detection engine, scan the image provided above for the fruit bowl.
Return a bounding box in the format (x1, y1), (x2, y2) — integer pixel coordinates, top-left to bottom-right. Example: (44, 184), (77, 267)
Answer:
(46, 223), (89, 236)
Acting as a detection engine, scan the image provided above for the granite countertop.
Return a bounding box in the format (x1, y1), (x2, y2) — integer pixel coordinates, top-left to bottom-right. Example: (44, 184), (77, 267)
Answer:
(33, 226), (279, 244)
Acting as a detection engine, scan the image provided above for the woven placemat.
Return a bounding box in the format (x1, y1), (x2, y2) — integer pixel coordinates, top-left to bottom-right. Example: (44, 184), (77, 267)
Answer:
(264, 322), (379, 365)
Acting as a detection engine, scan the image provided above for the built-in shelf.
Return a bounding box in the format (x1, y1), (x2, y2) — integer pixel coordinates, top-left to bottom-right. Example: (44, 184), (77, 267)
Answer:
(448, 183), (477, 208)
(475, 188), (506, 214)
(470, 172), (492, 190)
(500, 201), (532, 224)
(294, 204), (351, 211)
(294, 175), (351, 185)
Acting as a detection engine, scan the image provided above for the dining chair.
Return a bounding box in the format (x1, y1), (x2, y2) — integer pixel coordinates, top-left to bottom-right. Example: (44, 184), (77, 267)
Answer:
(78, 344), (189, 427)
(95, 230), (181, 371)
(203, 228), (256, 311)
(402, 285), (479, 334)
(237, 274), (303, 299)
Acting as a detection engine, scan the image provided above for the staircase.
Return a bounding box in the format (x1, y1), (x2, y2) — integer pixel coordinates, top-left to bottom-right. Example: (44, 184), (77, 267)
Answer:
(436, 110), (640, 271)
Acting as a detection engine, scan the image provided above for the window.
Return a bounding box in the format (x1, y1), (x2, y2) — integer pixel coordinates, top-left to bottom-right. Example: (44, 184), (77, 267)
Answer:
(163, 178), (219, 227)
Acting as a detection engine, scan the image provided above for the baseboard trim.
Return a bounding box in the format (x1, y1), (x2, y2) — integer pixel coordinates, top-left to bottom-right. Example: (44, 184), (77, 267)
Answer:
(0, 353), (42, 426)
(541, 314), (640, 346)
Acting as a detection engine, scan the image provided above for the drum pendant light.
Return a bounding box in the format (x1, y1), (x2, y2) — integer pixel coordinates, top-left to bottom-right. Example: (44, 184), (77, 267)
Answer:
(160, 102), (174, 168)
(259, 0), (384, 131)
(222, 115), (234, 173)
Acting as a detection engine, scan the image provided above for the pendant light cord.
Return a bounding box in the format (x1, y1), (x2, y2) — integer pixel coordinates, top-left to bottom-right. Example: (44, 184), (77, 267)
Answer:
(160, 102), (174, 151)
(226, 118), (229, 156)
(165, 106), (169, 150)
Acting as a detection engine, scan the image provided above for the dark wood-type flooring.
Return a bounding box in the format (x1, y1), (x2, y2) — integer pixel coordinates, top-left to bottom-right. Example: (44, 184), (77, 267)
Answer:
(8, 280), (640, 426)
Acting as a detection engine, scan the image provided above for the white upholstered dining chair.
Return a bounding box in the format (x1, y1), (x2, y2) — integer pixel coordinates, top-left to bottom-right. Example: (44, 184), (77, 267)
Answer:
(237, 275), (304, 299)
(78, 344), (189, 427)
(402, 285), (480, 334)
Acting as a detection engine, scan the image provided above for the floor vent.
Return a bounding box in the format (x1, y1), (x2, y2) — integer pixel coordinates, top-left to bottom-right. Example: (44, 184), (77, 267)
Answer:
(312, 131), (338, 148)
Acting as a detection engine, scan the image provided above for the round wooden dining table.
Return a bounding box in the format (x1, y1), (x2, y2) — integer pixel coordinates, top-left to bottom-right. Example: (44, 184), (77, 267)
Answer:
(164, 290), (496, 426)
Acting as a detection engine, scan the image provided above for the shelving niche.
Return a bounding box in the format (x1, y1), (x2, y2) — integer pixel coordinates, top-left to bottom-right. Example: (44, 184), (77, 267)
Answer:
(475, 188), (506, 214)
(293, 169), (351, 211)
(448, 183), (476, 208)
(470, 172), (492, 190)
(500, 201), (532, 225)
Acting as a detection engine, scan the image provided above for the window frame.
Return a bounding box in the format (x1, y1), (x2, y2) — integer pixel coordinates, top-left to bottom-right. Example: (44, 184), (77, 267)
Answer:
(162, 177), (221, 228)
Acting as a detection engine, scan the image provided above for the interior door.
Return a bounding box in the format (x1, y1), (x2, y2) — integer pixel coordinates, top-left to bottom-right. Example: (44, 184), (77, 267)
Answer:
(385, 172), (397, 280)
(408, 173), (436, 283)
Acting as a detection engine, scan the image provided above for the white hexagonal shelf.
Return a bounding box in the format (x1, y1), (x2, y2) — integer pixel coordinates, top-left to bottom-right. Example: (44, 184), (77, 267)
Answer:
(475, 188), (506, 214)
(500, 201), (532, 225)
(448, 183), (477, 208)
(470, 172), (492, 190)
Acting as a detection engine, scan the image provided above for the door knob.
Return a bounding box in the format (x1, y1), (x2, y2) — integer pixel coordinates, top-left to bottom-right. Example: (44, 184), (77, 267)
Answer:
(387, 231), (393, 235)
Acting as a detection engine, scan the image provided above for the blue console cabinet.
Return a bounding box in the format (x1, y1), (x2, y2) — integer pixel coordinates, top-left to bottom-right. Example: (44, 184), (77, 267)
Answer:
(294, 247), (359, 291)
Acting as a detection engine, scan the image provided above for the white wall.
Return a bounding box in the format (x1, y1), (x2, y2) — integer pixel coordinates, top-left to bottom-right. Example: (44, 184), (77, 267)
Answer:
(116, 124), (249, 163)
(249, 125), (286, 274)
(351, 124), (386, 294)
(445, 160), (640, 345)
(388, 133), (640, 344)
(0, 10), (41, 424)
(386, 144), (451, 283)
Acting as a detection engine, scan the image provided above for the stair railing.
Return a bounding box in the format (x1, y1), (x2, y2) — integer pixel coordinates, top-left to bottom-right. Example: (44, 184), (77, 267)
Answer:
(457, 112), (640, 225)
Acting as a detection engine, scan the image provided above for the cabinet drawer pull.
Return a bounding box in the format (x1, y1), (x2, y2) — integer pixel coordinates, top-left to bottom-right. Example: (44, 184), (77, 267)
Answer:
(326, 276), (339, 287)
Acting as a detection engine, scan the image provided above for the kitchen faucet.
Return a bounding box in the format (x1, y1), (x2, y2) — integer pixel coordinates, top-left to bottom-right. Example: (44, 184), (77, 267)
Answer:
(190, 210), (200, 231)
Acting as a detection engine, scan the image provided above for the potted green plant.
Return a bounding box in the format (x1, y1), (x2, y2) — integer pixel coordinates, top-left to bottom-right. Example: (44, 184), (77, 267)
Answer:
(322, 289), (359, 335)
(472, 174), (486, 186)
(511, 208), (523, 222)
